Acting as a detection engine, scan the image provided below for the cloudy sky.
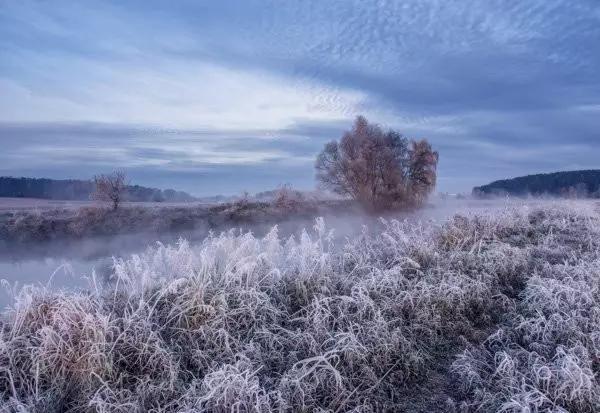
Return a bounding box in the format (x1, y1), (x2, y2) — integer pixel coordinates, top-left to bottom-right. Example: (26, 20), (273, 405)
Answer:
(1, 1), (599, 196)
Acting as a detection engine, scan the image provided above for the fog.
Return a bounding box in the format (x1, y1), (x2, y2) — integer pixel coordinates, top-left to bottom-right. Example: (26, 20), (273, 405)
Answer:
(0, 196), (559, 308)
(2, 196), (598, 411)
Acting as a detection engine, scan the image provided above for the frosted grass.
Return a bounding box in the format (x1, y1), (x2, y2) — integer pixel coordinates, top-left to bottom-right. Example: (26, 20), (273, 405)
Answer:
(0, 201), (598, 412)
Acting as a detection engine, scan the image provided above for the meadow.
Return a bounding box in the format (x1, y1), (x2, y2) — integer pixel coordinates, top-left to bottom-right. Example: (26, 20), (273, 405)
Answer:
(0, 200), (599, 412)
(0, 197), (356, 246)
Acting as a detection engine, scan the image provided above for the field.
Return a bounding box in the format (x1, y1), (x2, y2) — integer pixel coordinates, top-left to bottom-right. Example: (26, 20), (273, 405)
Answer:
(0, 200), (599, 412)
(0, 198), (350, 248)
(0, 198), (218, 213)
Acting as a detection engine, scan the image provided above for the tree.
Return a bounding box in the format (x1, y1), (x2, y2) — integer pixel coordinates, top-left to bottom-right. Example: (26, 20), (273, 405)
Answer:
(408, 139), (439, 205)
(315, 116), (438, 211)
(92, 171), (127, 210)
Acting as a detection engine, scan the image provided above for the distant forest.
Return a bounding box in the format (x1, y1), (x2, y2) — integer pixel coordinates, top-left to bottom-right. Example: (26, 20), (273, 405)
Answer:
(0, 177), (196, 202)
(473, 170), (600, 198)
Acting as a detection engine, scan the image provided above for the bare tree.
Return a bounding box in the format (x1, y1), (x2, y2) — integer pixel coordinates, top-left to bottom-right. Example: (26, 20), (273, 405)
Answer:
(316, 116), (438, 211)
(408, 139), (439, 206)
(92, 171), (127, 210)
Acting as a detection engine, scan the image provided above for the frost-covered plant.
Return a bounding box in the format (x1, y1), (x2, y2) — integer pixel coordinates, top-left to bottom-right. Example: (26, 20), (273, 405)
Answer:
(452, 204), (600, 413)
(1, 201), (599, 412)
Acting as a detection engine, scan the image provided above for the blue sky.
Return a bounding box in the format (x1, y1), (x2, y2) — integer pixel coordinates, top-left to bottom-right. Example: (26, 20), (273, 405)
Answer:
(1, 1), (599, 196)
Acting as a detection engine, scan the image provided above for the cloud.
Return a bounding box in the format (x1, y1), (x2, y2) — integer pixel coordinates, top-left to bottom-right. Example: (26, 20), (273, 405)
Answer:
(0, 55), (366, 128)
(0, 0), (599, 194)
(0, 122), (327, 195)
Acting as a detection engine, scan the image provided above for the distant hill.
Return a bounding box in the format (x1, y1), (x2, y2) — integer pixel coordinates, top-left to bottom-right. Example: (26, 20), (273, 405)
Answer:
(0, 176), (196, 202)
(473, 170), (600, 198)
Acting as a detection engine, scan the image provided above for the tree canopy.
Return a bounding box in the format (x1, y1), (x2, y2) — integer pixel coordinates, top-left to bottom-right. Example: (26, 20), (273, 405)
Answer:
(316, 116), (438, 211)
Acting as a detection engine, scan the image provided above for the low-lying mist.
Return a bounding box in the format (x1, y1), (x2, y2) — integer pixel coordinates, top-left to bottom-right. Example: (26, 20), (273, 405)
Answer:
(1, 198), (598, 411)
(0, 196), (569, 308)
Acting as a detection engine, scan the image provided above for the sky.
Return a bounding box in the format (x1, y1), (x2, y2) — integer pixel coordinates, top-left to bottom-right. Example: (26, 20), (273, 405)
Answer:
(0, 0), (599, 196)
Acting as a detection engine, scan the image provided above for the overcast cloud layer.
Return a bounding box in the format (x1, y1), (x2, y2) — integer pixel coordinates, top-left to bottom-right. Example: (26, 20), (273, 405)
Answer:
(1, 1), (599, 195)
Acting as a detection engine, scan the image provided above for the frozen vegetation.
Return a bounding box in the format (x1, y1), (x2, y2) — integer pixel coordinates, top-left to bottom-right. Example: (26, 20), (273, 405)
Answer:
(0, 199), (348, 246)
(0, 200), (599, 412)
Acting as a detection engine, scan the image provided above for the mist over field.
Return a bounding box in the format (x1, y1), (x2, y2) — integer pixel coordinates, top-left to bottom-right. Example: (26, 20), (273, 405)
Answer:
(0, 196), (533, 290)
(0, 196), (471, 303)
(1, 198), (600, 412)
(2, 0), (600, 412)
(2, 190), (600, 413)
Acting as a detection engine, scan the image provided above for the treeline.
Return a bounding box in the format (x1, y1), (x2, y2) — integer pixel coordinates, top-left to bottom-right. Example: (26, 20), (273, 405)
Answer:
(473, 170), (600, 198)
(0, 176), (196, 202)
